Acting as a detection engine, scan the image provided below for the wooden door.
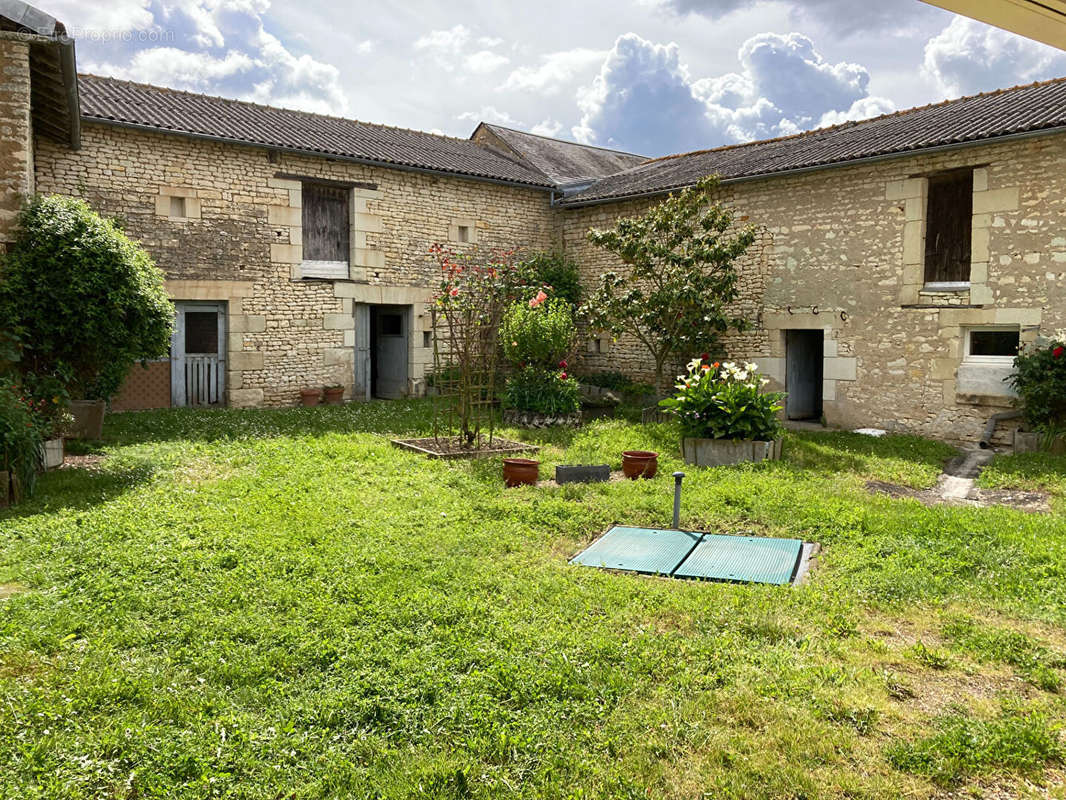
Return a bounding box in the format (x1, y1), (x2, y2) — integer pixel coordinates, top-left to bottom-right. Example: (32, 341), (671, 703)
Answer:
(171, 303), (226, 407)
(785, 330), (823, 420)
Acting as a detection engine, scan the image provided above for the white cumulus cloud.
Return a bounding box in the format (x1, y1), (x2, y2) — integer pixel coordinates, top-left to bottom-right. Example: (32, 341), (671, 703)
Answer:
(922, 16), (1066, 98)
(499, 48), (607, 95)
(414, 25), (509, 76)
(574, 31), (892, 156)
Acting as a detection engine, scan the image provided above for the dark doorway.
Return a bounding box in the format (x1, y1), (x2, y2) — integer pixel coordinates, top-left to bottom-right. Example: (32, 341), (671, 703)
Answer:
(786, 330), (823, 421)
(369, 305), (409, 399)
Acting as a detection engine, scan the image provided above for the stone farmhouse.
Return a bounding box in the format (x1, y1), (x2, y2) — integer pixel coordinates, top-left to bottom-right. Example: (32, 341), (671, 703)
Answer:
(1, 1), (1065, 442)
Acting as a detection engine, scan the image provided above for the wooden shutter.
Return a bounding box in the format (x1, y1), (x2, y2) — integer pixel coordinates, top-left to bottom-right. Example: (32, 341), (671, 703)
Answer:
(302, 183), (350, 279)
(923, 170), (973, 285)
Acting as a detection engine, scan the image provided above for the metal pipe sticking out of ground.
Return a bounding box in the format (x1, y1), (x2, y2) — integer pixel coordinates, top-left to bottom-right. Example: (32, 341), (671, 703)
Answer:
(673, 471), (685, 529)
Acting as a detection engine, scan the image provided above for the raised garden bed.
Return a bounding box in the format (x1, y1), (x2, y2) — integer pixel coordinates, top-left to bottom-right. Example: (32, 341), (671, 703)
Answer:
(502, 409), (581, 428)
(391, 436), (538, 460)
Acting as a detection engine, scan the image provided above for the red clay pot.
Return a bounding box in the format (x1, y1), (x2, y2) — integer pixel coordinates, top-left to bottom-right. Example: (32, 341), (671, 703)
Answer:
(503, 458), (540, 488)
(323, 386), (345, 405)
(299, 388), (321, 407)
(622, 450), (659, 480)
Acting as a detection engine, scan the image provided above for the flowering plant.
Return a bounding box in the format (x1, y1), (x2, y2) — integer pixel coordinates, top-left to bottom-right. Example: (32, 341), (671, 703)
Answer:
(659, 356), (785, 441)
(503, 365), (580, 416)
(499, 297), (576, 369)
(1010, 334), (1066, 434)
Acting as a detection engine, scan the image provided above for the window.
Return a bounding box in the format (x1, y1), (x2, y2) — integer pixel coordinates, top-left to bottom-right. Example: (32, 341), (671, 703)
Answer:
(423, 331), (432, 349)
(924, 169), (973, 287)
(184, 311), (219, 354)
(302, 183), (350, 279)
(964, 327), (1019, 363)
(169, 195), (186, 218)
(456, 225), (471, 243)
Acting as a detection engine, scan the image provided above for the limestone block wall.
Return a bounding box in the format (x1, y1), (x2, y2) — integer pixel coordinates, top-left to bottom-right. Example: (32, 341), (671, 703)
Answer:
(33, 123), (556, 406)
(0, 36), (33, 244)
(561, 132), (1066, 441)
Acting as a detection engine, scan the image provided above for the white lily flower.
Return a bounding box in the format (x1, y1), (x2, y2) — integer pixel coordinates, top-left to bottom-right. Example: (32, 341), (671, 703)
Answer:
(761, 377), (770, 386)
(736, 370), (748, 381)
(744, 362), (758, 372)
(722, 361), (737, 371)
(686, 358), (702, 372)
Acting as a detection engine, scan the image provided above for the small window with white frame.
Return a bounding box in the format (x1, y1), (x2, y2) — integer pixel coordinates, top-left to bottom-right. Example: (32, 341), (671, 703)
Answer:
(963, 327), (1019, 364)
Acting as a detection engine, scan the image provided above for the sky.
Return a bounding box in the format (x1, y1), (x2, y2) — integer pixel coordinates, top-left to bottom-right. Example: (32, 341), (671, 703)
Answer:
(47, 0), (1066, 158)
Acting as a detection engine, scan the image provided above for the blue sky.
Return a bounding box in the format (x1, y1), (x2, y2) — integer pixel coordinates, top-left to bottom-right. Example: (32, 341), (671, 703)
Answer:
(48, 0), (1066, 157)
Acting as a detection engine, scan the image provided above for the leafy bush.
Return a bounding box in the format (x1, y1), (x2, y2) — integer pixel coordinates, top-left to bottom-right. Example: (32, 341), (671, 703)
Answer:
(516, 252), (582, 308)
(0, 378), (42, 497)
(579, 371), (655, 399)
(500, 297), (576, 369)
(1010, 336), (1066, 434)
(0, 195), (174, 400)
(503, 366), (580, 415)
(659, 356), (784, 441)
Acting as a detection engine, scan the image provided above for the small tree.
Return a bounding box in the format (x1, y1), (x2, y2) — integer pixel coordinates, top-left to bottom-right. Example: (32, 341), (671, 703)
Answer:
(0, 195), (174, 400)
(580, 176), (757, 394)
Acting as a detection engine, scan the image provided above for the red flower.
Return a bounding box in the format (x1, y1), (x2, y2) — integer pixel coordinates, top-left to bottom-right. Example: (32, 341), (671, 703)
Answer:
(448, 287), (459, 297)
(559, 372), (568, 380)
(701, 352), (710, 361)
(1054, 346), (1064, 359)
(529, 290), (548, 308)
(559, 360), (567, 368)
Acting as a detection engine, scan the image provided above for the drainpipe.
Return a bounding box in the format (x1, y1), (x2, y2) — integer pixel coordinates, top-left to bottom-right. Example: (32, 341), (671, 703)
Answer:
(979, 409), (1022, 449)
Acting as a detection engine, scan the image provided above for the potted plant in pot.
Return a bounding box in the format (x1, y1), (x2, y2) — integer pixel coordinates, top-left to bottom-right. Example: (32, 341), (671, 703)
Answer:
(323, 384), (345, 405)
(659, 356), (786, 467)
(1009, 336), (1066, 453)
(0, 196), (174, 441)
(299, 388), (321, 407)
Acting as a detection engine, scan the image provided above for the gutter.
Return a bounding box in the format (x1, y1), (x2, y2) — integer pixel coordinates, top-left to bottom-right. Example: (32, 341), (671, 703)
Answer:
(554, 125), (1066, 209)
(82, 117), (555, 193)
(57, 35), (79, 149)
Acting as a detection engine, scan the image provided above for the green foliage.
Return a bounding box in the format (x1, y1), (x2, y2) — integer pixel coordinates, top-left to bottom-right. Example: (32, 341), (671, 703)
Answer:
(499, 298), (576, 369)
(887, 705), (1063, 786)
(905, 641), (951, 670)
(659, 357), (784, 441)
(580, 175), (757, 392)
(515, 252), (582, 308)
(0, 377), (41, 495)
(502, 366), (580, 415)
(0, 195), (174, 400)
(1010, 337), (1066, 434)
(578, 371), (655, 400)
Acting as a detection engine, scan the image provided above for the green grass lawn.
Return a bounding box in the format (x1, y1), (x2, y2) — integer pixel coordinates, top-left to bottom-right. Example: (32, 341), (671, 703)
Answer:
(2, 402), (1065, 799)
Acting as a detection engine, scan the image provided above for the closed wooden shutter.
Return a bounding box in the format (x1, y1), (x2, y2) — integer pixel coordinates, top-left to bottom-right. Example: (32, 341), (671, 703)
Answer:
(302, 183), (350, 279)
(924, 170), (973, 285)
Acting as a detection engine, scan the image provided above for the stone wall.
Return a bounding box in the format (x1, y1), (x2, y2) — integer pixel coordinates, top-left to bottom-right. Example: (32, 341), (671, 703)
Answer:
(0, 36), (33, 244)
(33, 123), (556, 406)
(561, 132), (1066, 442)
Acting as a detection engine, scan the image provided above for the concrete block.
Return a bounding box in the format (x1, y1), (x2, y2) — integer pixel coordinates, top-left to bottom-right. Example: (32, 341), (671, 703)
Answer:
(969, 283), (994, 305)
(288, 188), (301, 208)
(230, 351), (264, 371)
(343, 330), (356, 347)
(271, 243), (302, 264)
(900, 285), (920, 305)
(972, 187), (1019, 214)
(323, 347), (351, 366)
(994, 307), (1041, 326)
(353, 188), (383, 200)
(904, 197), (923, 221)
(323, 313), (355, 330)
(824, 357), (857, 381)
(822, 379), (836, 402)
(930, 358), (957, 380)
(229, 388), (264, 407)
(902, 220), (924, 265)
(268, 205), (301, 226)
(229, 314), (266, 333)
(823, 338), (838, 358)
(267, 177), (301, 190)
(753, 357), (784, 383)
(970, 262), (988, 284)
(971, 227), (989, 264)
(902, 263), (923, 286)
(348, 266), (368, 282)
(353, 248), (385, 269)
(352, 212), (383, 233)
(972, 167), (988, 192)
(555, 465), (610, 484)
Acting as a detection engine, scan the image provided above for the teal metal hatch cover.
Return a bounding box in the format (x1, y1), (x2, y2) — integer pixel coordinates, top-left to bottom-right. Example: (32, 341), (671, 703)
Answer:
(570, 527), (804, 585)
(673, 533), (803, 585)
(569, 526), (701, 575)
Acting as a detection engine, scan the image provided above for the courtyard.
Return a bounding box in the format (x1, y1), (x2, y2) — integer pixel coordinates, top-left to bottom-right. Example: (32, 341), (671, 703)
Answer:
(1, 401), (1064, 798)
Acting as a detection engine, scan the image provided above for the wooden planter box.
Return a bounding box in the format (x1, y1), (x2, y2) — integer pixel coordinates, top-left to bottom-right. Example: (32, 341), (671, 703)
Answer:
(1014, 430), (1066, 455)
(41, 438), (64, 471)
(682, 437), (783, 467)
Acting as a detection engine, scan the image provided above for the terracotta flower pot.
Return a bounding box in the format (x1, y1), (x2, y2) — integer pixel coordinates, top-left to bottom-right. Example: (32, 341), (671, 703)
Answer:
(503, 458), (540, 487)
(323, 386), (345, 405)
(622, 450), (659, 480)
(299, 388), (321, 407)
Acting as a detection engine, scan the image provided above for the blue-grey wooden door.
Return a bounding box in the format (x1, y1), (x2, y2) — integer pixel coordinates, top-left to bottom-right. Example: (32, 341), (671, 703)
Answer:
(171, 302), (226, 407)
(785, 329), (823, 420)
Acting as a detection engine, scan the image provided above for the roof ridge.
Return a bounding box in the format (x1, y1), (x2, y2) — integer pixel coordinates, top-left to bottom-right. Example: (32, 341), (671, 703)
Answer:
(641, 75), (1066, 167)
(77, 73), (489, 150)
(481, 122), (648, 158)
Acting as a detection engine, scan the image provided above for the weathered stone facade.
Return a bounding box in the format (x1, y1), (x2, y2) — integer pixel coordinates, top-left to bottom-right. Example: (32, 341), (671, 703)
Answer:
(561, 133), (1066, 442)
(33, 123), (555, 407)
(0, 36), (34, 245)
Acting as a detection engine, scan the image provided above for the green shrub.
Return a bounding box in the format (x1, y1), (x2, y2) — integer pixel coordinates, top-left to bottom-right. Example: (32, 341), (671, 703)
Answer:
(500, 297), (576, 369)
(1010, 337), (1066, 434)
(503, 366), (580, 415)
(579, 371), (655, 399)
(659, 357), (784, 441)
(0, 195), (174, 400)
(516, 252), (582, 308)
(0, 378), (42, 497)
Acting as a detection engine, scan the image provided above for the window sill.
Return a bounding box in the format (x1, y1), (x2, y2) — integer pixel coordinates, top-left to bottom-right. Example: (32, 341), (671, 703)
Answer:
(920, 282), (970, 294)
